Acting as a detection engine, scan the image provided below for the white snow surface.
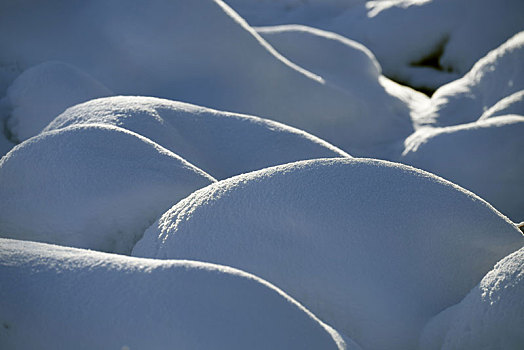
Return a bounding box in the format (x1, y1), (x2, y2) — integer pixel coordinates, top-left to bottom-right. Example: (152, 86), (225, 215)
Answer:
(400, 115), (524, 222)
(479, 90), (524, 120)
(0, 238), (352, 350)
(44, 96), (350, 180)
(421, 31), (524, 127)
(0, 124), (215, 254)
(255, 24), (428, 156)
(0, 0), (415, 157)
(133, 158), (524, 350)
(3, 61), (112, 142)
(227, 0), (524, 91)
(420, 246), (524, 350)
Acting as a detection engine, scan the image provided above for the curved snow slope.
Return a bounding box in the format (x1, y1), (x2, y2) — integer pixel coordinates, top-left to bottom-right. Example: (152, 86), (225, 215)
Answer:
(4, 61), (112, 142)
(256, 24), (428, 157)
(230, 0), (524, 91)
(423, 31), (524, 127)
(0, 238), (350, 350)
(401, 115), (524, 222)
(133, 158), (524, 350)
(479, 90), (524, 120)
(45, 96), (350, 180)
(0, 124), (215, 254)
(0, 0), (413, 156)
(256, 24), (382, 87)
(420, 246), (524, 350)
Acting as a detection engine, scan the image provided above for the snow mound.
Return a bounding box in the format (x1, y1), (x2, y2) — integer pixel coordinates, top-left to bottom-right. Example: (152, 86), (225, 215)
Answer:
(423, 31), (524, 127)
(4, 61), (112, 142)
(133, 158), (524, 350)
(0, 238), (352, 350)
(45, 96), (350, 180)
(0, 0), (414, 157)
(420, 246), (524, 350)
(400, 115), (524, 222)
(0, 124), (215, 254)
(229, 0), (524, 91)
(479, 90), (524, 120)
(255, 24), (428, 157)
(256, 24), (382, 87)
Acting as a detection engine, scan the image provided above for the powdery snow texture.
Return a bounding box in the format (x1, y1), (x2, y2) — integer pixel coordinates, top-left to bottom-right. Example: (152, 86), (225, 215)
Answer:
(420, 246), (524, 349)
(133, 158), (524, 350)
(0, 124), (215, 254)
(45, 96), (350, 180)
(0, 238), (351, 350)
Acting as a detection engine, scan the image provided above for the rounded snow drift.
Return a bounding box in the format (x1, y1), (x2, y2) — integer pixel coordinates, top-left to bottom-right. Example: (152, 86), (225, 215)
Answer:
(133, 158), (523, 350)
(0, 124), (215, 254)
(401, 115), (524, 222)
(0, 238), (349, 350)
(5, 61), (112, 141)
(421, 246), (524, 349)
(45, 96), (350, 180)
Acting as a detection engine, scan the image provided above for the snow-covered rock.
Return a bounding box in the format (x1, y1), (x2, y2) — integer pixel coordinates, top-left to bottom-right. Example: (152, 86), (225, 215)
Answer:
(0, 124), (215, 254)
(420, 246), (524, 350)
(133, 158), (524, 350)
(3, 61), (112, 142)
(0, 0), (414, 157)
(422, 31), (524, 127)
(228, 0), (524, 91)
(0, 238), (352, 350)
(400, 115), (524, 222)
(45, 96), (350, 180)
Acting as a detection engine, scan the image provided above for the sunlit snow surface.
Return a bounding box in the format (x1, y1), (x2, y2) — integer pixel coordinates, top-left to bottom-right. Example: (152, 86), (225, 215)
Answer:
(1, 0), (524, 349)
(133, 158), (523, 350)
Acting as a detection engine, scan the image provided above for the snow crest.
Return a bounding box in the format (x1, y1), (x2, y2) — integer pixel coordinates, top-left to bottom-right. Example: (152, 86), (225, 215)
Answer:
(0, 124), (215, 254)
(45, 96), (350, 180)
(133, 158), (524, 350)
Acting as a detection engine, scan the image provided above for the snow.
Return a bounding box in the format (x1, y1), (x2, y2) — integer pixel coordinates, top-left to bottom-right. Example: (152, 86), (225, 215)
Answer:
(0, 0), (416, 157)
(479, 90), (524, 120)
(44, 96), (350, 180)
(133, 158), (524, 350)
(420, 246), (524, 349)
(0, 238), (352, 350)
(3, 61), (112, 142)
(400, 115), (524, 222)
(255, 24), (428, 158)
(1, 1), (523, 348)
(227, 0), (524, 91)
(421, 31), (524, 127)
(0, 124), (215, 254)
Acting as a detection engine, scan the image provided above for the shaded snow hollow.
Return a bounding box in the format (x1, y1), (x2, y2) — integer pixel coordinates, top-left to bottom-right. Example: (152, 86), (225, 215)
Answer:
(133, 158), (524, 350)
(0, 238), (353, 350)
